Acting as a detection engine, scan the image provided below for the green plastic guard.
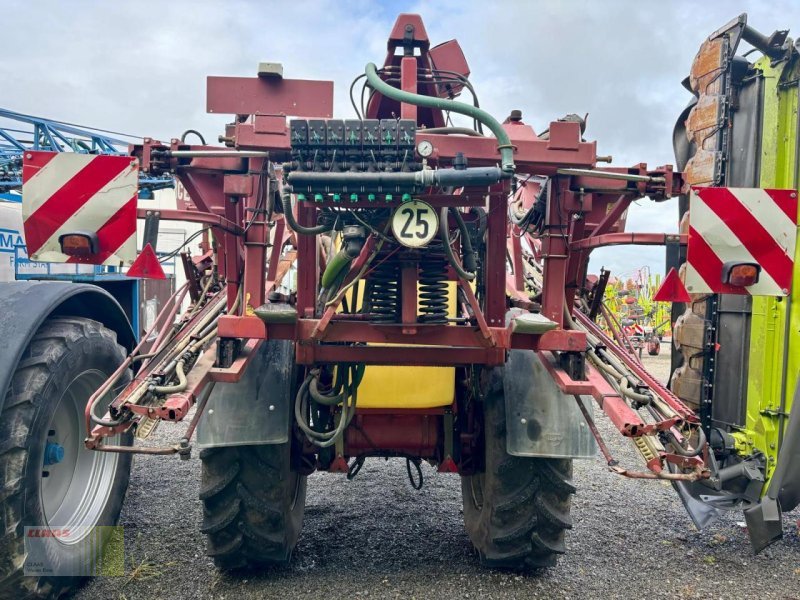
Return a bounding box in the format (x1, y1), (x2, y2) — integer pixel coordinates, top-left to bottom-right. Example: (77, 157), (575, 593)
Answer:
(253, 303), (298, 324)
(511, 313), (557, 335)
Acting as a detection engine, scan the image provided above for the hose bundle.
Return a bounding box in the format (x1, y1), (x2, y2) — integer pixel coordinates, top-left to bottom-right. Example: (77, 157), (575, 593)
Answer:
(295, 364), (365, 448)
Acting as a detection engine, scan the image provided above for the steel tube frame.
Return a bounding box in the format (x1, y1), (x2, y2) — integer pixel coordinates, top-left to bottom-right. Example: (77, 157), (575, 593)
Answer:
(85, 15), (704, 484)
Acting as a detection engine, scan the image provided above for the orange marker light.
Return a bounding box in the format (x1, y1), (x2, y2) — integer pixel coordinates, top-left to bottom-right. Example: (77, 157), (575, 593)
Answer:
(721, 262), (760, 287)
(58, 233), (98, 257)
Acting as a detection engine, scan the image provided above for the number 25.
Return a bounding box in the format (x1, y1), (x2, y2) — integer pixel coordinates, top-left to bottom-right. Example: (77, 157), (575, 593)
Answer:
(400, 208), (429, 239)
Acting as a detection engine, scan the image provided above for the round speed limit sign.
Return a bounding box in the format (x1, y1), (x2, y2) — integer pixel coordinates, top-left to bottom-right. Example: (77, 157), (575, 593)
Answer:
(391, 200), (438, 248)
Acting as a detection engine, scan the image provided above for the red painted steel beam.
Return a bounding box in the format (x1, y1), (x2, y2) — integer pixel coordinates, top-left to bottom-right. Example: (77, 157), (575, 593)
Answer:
(564, 213), (587, 309)
(298, 319), (500, 346)
(484, 193), (507, 327)
(178, 171), (227, 214)
(210, 339), (263, 384)
(513, 328), (586, 352)
(223, 199), (242, 307)
(297, 344), (505, 366)
(218, 314), (265, 338)
(588, 194), (632, 238)
(509, 234), (525, 292)
(296, 203), (319, 319)
(540, 183), (569, 326)
(583, 363), (651, 437)
(415, 125), (596, 173)
(242, 181), (268, 308)
(216, 313), (585, 355)
(401, 265), (418, 334)
(457, 278), (494, 345)
(570, 232), (687, 251)
(206, 76), (334, 117)
(537, 351), (650, 437)
(137, 208), (242, 235)
(400, 56), (417, 121)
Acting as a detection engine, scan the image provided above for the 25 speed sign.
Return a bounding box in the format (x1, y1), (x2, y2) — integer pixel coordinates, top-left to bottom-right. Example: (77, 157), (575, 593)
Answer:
(391, 200), (438, 248)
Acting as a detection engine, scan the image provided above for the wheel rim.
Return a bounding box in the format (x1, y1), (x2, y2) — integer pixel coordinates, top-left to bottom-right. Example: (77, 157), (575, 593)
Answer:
(40, 370), (120, 545)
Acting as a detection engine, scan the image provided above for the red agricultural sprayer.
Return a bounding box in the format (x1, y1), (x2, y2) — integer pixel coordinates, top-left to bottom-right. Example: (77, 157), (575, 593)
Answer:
(4, 13), (799, 598)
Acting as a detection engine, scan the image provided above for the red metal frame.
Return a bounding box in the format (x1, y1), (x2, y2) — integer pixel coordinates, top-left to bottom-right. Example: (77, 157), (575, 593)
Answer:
(89, 14), (702, 482)
(132, 141), (678, 371)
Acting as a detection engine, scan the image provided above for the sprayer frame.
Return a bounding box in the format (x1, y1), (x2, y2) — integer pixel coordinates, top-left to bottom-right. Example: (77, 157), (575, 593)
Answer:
(86, 13), (695, 477)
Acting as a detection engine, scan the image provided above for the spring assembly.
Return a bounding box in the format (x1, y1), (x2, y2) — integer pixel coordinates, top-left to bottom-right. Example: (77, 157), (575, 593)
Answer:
(364, 257), (401, 323)
(418, 251), (449, 324)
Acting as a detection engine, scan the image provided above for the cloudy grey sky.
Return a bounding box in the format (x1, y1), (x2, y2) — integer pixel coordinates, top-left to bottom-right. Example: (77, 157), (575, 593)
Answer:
(4, 0), (800, 278)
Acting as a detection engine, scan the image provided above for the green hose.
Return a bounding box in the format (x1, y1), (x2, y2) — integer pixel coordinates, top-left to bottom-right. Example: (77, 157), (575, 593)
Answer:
(321, 250), (354, 289)
(365, 63), (515, 173)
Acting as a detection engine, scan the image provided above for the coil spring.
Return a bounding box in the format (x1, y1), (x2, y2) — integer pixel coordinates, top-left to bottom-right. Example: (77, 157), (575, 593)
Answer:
(365, 258), (401, 323)
(418, 253), (449, 324)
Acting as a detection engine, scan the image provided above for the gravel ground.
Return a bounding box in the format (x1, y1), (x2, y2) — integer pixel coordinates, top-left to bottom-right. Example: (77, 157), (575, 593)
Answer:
(73, 345), (800, 600)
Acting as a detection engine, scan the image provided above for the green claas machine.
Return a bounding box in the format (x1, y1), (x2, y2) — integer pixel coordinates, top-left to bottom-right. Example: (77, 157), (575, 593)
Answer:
(671, 13), (800, 549)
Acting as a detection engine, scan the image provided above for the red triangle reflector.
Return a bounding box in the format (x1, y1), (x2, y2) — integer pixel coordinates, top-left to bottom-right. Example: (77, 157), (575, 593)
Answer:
(127, 243), (166, 280)
(653, 267), (690, 303)
(437, 457), (459, 473)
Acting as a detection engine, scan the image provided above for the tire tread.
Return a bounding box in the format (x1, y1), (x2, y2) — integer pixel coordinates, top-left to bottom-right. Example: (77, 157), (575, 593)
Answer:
(461, 362), (575, 571)
(0, 317), (128, 599)
(200, 444), (305, 570)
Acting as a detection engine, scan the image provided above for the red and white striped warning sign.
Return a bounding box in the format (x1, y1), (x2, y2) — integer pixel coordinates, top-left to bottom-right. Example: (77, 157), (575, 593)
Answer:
(21, 151), (139, 266)
(685, 187), (798, 296)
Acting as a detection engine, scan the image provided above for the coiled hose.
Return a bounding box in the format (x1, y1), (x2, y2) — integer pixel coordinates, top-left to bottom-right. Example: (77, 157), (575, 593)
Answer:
(295, 364), (365, 447)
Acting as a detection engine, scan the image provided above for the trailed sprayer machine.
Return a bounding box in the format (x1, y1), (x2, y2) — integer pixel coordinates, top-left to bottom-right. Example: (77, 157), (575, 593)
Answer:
(1, 13), (798, 599)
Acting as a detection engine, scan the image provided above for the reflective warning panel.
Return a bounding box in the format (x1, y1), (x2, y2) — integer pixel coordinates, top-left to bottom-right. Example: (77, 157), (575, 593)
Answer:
(22, 151), (138, 266)
(685, 187), (798, 296)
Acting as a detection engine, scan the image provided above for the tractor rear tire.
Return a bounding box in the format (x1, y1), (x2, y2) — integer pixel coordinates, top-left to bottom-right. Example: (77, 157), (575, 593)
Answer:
(461, 365), (575, 570)
(199, 442), (306, 570)
(0, 317), (132, 599)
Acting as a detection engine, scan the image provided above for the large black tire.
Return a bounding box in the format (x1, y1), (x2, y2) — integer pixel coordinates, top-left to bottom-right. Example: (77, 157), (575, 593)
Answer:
(461, 366), (576, 570)
(0, 317), (132, 599)
(199, 441), (306, 570)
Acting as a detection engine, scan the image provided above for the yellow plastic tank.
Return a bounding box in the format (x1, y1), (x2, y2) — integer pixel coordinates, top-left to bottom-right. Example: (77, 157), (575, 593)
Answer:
(347, 281), (456, 408)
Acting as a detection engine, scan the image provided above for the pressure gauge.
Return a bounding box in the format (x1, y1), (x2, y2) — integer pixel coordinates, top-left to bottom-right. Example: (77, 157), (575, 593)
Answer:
(417, 140), (434, 158)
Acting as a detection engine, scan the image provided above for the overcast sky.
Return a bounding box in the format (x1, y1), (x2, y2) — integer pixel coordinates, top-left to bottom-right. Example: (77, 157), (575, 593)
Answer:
(4, 0), (800, 279)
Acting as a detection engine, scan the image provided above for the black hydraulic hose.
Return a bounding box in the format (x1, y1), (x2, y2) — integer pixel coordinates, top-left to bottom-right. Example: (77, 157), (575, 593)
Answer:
(440, 207), (475, 281)
(180, 129), (206, 144)
(452, 207), (478, 273)
(406, 458), (424, 490)
(469, 206), (487, 237)
(91, 410), (125, 428)
(280, 186), (333, 235)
